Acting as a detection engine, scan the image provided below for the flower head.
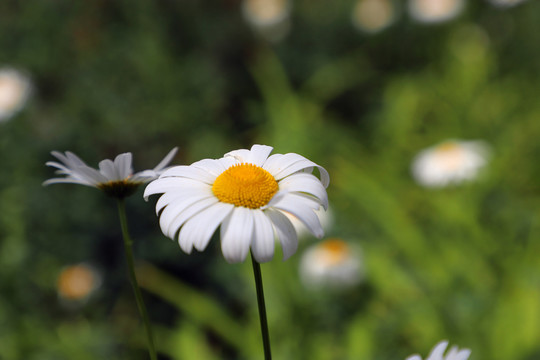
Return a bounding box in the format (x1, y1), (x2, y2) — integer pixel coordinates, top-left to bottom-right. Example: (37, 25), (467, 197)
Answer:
(0, 67), (31, 122)
(144, 144), (329, 263)
(299, 238), (363, 289)
(44, 147), (178, 198)
(411, 139), (489, 188)
(406, 340), (471, 360)
(408, 0), (464, 24)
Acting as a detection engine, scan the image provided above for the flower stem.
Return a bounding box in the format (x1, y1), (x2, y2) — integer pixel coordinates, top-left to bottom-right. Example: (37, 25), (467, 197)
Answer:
(250, 252), (272, 360)
(117, 199), (157, 360)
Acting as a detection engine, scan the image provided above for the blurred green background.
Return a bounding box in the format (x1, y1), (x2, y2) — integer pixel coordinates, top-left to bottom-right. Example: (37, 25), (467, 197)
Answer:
(1, 0), (540, 359)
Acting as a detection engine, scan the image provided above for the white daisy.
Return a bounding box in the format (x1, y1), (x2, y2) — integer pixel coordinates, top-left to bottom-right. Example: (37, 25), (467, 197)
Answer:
(0, 67), (32, 122)
(406, 340), (471, 360)
(299, 238), (363, 289)
(242, 0), (291, 42)
(411, 139), (489, 188)
(408, 0), (464, 24)
(352, 0), (396, 34)
(144, 144), (329, 264)
(44, 147), (178, 198)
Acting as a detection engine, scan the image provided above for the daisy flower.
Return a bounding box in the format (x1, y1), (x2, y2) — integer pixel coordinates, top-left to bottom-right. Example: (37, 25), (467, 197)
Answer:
(144, 144), (329, 263)
(299, 238), (363, 289)
(406, 340), (471, 360)
(0, 67), (32, 122)
(352, 0), (397, 34)
(44, 147), (178, 198)
(411, 139), (489, 188)
(408, 0), (464, 24)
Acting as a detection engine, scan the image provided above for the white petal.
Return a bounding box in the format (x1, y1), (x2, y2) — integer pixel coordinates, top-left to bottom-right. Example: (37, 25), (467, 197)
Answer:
(277, 173), (328, 209)
(220, 207), (255, 263)
(265, 208), (298, 260)
(271, 194), (324, 238)
(155, 188), (208, 215)
(144, 177), (209, 200)
(246, 144), (274, 166)
(64, 151), (89, 167)
(263, 153), (329, 188)
(75, 165), (108, 185)
(98, 159), (119, 181)
(114, 153), (133, 179)
(426, 341), (449, 360)
(159, 165), (216, 184)
(224, 148), (251, 162)
(191, 158), (230, 177)
(153, 147), (179, 173)
(43, 177), (93, 186)
(250, 209), (275, 263)
(405, 356), (422, 360)
(159, 190), (214, 235)
(178, 202), (234, 253)
(162, 196), (218, 239)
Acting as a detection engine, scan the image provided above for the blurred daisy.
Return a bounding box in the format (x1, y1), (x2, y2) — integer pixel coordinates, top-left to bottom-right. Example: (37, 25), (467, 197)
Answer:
(411, 139), (490, 188)
(299, 238), (363, 289)
(44, 147), (178, 198)
(0, 67), (31, 122)
(487, 0), (528, 7)
(352, 0), (397, 34)
(144, 144), (329, 263)
(406, 340), (471, 360)
(408, 0), (464, 24)
(57, 263), (102, 303)
(242, 0), (291, 42)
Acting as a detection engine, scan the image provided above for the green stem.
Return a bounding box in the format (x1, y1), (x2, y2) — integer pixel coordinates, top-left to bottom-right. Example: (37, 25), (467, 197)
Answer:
(117, 199), (157, 360)
(250, 252), (272, 360)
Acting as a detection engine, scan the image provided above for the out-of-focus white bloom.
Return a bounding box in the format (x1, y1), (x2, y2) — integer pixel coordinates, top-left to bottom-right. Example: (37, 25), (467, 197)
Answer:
(144, 144), (329, 264)
(284, 206), (333, 240)
(408, 0), (464, 24)
(299, 238), (363, 289)
(242, 0), (291, 42)
(411, 139), (490, 188)
(352, 0), (397, 34)
(57, 263), (102, 304)
(44, 148), (178, 198)
(406, 340), (471, 360)
(487, 0), (528, 7)
(0, 67), (31, 122)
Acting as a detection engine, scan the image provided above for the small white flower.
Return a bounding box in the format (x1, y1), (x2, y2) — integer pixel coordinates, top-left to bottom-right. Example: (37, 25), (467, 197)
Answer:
(411, 139), (489, 188)
(0, 67), (31, 122)
(352, 0), (396, 34)
(406, 340), (471, 360)
(299, 238), (363, 289)
(144, 144), (329, 264)
(44, 147), (178, 198)
(408, 0), (464, 24)
(242, 0), (291, 42)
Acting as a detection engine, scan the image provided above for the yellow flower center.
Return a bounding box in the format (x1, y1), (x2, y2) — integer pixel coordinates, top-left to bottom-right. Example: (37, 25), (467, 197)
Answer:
(212, 163), (279, 209)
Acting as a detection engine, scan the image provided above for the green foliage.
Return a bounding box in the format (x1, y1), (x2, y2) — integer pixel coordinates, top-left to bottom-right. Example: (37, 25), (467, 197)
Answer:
(1, 0), (540, 359)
